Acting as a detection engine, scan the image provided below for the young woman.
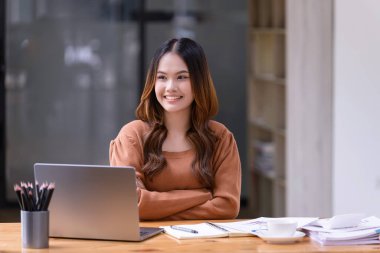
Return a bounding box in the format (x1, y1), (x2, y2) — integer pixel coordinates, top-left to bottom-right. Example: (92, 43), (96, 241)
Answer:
(109, 38), (241, 220)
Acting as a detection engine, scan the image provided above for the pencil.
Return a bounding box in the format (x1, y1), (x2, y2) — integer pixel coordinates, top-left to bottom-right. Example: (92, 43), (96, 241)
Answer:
(35, 181), (40, 202)
(38, 183), (47, 211)
(20, 182), (28, 198)
(42, 183), (55, 211)
(28, 190), (36, 211)
(27, 182), (33, 192)
(14, 184), (24, 210)
(14, 181), (56, 212)
(20, 190), (29, 211)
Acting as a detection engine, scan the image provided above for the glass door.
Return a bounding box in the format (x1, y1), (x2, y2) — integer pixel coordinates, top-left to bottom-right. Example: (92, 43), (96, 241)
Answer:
(5, 0), (139, 202)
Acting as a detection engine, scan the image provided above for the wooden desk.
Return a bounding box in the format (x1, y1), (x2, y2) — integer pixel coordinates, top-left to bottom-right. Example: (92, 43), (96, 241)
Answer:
(1, 220), (380, 252)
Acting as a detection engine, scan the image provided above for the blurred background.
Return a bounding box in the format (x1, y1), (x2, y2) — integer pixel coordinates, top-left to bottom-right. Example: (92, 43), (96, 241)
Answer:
(1, 0), (380, 222)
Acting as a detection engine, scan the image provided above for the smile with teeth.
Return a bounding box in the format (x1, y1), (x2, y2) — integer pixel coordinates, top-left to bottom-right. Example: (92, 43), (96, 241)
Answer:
(164, 95), (183, 101)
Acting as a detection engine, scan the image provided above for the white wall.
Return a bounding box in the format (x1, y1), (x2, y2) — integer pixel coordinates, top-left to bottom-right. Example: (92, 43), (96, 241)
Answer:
(334, 0), (380, 216)
(286, 0), (333, 217)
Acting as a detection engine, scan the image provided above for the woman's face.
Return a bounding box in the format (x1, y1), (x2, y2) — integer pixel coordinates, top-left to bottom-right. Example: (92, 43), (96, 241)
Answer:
(155, 52), (194, 115)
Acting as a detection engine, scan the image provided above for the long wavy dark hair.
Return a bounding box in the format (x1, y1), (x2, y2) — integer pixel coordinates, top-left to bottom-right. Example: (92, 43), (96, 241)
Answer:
(135, 38), (219, 189)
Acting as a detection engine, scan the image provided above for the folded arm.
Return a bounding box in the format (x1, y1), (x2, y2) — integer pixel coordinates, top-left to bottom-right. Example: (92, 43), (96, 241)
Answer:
(110, 131), (212, 220)
(137, 188), (212, 220)
(168, 132), (242, 220)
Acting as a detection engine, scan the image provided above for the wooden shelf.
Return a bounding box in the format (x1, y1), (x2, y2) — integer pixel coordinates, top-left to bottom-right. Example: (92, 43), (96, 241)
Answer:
(277, 128), (286, 137)
(250, 0), (286, 28)
(248, 0), (287, 217)
(249, 118), (286, 136)
(275, 177), (286, 188)
(253, 74), (286, 85)
(251, 28), (286, 34)
(254, 168), (276, 180)
(249, 118), (274, 132)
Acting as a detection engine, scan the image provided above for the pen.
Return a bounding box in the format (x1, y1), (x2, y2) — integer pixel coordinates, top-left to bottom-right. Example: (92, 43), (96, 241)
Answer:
(205, 222), (229, 232)
(170, 225), (198, 234)
(251, 229), (267, 233)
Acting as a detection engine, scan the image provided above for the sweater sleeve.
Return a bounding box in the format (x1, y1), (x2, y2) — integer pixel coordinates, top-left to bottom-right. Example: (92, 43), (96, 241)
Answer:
(168, 130), (242, 220)
(109, 123), (212, 220)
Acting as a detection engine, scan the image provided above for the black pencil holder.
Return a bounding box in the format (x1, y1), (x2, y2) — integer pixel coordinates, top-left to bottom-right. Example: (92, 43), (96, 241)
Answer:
(21, 210), (49, 249)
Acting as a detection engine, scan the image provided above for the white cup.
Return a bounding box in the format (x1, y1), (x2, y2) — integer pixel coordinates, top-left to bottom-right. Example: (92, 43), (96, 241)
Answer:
(267, 219), (297, 237)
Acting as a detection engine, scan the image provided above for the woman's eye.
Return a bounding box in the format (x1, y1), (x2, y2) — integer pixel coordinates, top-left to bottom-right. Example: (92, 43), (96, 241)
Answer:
(157, 75), (167, 80)
(177, 75), (189, 80)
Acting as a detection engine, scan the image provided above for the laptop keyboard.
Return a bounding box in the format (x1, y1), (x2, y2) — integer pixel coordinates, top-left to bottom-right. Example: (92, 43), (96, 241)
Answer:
(140, 231), (149, 236)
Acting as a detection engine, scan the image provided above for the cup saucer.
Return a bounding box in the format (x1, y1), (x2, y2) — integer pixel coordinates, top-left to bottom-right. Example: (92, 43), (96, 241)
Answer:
(256, 231), (306, 244)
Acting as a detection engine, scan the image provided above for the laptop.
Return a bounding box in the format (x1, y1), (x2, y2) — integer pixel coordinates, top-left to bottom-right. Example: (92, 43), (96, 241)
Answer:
(34, 163), (163, 241)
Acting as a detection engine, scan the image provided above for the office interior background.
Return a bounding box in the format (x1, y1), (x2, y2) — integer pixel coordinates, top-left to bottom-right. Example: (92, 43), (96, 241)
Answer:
(1, 0), (380, 222)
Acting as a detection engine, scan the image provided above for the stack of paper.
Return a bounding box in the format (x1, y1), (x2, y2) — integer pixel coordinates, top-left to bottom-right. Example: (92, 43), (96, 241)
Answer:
(303, 215), (380, 246)
(214, 217), (318, 235)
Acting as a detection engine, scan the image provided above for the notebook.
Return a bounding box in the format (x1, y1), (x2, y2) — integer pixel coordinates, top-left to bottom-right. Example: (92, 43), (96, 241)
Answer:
(34, 163), (163, 241)
(160, 222), (252, 240)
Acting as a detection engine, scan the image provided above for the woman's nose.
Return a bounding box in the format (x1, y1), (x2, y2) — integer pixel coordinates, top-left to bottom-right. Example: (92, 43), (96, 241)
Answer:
(166, 79), (178, 91)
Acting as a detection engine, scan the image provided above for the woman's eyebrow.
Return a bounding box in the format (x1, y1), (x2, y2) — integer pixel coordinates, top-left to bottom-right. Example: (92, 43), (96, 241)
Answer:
(157, 70), (189, 74)
(177, 70), (189, 74)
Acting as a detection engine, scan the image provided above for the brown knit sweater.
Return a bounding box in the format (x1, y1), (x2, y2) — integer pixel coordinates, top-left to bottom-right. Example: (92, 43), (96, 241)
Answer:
(109, 120), (241, 220)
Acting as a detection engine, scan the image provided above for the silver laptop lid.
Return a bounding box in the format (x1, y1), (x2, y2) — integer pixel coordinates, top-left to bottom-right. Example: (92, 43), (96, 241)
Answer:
(34, 163), (142, 241)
